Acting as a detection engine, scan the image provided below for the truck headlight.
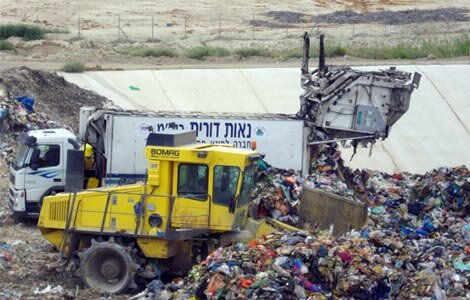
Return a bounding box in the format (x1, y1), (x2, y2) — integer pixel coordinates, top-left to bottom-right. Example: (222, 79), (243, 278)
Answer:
(148, 214), (163, 227)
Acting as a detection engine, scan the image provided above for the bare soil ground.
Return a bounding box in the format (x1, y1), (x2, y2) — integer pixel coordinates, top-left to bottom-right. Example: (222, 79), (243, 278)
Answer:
(0, 67), (112, 299)
(0, 178), (122, 300)
(1, 0), (470, 70)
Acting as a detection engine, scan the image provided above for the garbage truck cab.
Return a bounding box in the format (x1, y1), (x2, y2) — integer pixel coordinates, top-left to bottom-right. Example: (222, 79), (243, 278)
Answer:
(9, 129), (79, 217)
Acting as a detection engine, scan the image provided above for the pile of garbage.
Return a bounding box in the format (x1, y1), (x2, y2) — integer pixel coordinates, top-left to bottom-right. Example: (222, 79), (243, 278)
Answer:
(134, 165), (470, 299)
(250, 143), (362, 226)
(249, 168), (302, 226)
(307, 142), (362, 198)
(0, 89), (59, 163)
(0, 67), (109, 131)
(0, 67), (109, 163)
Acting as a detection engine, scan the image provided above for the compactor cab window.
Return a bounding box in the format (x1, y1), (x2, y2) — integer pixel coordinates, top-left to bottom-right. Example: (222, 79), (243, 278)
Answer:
(213, 166), (240, 206)
(238, 165), (255, 207)
(178, 164), (208, 200)
(38, 144), (60, 168)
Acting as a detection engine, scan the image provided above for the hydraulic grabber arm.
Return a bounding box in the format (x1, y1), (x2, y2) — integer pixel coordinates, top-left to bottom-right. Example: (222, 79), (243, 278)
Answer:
(298, 33), (421, 148)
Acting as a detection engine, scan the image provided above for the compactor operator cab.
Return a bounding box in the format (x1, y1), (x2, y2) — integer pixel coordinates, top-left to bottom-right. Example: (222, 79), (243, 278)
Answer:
(37, 131), (265, 295)
(145, 131), (261, 231)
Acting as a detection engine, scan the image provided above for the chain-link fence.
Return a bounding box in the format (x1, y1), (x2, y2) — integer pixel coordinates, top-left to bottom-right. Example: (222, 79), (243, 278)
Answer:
(61, 11), (470, 47)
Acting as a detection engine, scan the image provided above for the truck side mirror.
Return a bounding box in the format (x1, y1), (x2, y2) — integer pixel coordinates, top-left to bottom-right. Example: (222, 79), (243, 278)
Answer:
(29, 148), (40, 170)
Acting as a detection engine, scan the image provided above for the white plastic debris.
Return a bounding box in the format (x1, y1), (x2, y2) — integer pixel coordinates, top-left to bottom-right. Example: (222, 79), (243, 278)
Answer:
(33, 284), (64, 295)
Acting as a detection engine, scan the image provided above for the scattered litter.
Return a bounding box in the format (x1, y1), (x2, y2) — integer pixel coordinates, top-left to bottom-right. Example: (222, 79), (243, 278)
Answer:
(33, 284), (64, 295)
(0, 67), (469, 299)
(0, 242), (10, 250)
(0, 67), (108, 298)
(129, 162), (470, 299)
(0, 66), (109, 132)
(14, 95), (35, 112)
(10, 240), (25, 246)
(0, 89), (59, 163)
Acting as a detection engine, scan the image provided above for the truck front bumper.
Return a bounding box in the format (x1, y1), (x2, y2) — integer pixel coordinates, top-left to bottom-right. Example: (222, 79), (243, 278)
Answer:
(8, 186), (27, 214)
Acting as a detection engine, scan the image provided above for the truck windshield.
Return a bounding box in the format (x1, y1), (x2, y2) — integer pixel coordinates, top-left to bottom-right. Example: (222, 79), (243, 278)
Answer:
(238, 165), (255, 207)
(13, 144), (31, 170)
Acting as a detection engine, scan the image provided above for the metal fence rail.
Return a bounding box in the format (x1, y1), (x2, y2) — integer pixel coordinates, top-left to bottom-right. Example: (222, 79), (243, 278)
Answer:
(15, 11), (469, 46)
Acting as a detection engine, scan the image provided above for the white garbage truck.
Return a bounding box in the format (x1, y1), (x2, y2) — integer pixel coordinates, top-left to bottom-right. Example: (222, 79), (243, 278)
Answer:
(8, 108), (309, 217)
(8, 33), (420, 217)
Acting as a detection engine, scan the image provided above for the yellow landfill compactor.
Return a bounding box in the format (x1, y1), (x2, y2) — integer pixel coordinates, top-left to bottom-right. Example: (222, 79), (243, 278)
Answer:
(38, 131), (290, 294)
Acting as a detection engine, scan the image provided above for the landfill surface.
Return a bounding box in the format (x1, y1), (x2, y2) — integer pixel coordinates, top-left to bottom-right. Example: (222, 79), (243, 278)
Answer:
(0, 67), (110, 163)
(132, 169), (470, 299)
(0, 68), (469, 299)
(130, 145), (470, 299)
(0, 68), (118, 299)
(0, 67), (110, 132)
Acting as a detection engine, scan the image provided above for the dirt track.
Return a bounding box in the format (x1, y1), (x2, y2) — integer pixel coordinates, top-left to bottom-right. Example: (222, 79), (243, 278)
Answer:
(1, 0), (470, 69)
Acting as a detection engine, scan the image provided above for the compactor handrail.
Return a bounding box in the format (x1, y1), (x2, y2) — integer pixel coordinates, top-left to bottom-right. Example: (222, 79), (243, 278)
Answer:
(100, 192), (113, 232)
(59, 191), (78, 259)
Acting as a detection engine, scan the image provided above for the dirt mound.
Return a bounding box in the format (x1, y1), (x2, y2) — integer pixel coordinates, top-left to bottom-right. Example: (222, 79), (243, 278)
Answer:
(314, 7), (470, 25)
(0, 67), (109, 131)
(250, 11), (309, 28)
(266, 11), (308, 24)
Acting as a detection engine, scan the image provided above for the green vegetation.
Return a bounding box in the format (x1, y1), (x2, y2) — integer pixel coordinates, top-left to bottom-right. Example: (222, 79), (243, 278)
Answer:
(0, 40), (15, 52)
(280, 48), (303, 60)
(183, 46), (213, 60)
(281, 42), (347, 60)
(0, 24), (44, 40)
(350, 37), (470, 59)
(123, 47), (178, 58)
(0, 24), (68, 41)
(121, 36), (470, 62)
(45, 27), (69, 34)
(183, 46), (231, 60)
(208, 46), (231, 57)
(62, 61), (85, 73)
(235, 47), (272, 58)
(281, 36), (470, 60)
(122, 46), (231, 60)
(324, 43), (347, 57)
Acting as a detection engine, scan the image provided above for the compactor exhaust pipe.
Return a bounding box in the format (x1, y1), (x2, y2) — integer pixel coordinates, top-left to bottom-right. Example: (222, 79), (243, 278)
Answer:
(301, 32), (325, 76)
(301, 32), (310, 76)
(318, 34), (325, 77)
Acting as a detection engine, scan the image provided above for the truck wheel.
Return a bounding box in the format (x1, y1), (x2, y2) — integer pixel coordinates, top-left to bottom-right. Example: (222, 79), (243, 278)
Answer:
(79, 238), (138, 294)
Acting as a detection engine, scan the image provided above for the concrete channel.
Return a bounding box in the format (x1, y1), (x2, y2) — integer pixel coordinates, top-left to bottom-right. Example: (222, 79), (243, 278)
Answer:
(61, 65), (470, 174)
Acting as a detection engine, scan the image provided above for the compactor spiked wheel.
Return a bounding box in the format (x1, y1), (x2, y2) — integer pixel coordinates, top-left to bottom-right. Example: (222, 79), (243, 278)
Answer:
(79, 239), (138, 294)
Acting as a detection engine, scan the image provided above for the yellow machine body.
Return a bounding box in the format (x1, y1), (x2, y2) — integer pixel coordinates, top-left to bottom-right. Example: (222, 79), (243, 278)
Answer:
(38, 134), (268, 259)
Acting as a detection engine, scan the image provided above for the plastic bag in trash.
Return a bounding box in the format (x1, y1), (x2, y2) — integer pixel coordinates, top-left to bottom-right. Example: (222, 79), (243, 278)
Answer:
(14, 95), (35, 112)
